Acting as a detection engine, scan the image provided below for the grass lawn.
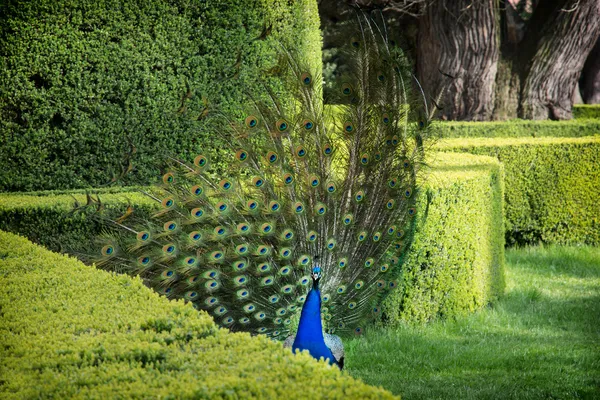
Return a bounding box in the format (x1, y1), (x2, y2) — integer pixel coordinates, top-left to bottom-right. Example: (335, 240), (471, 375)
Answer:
(345, 246), (600, 399)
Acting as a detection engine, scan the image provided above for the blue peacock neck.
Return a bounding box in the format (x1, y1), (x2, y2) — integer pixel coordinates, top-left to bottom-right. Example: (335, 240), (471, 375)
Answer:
(292, 267), (337, 366)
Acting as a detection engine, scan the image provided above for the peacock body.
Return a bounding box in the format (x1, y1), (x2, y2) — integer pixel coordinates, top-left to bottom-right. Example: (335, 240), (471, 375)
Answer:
(79, 14), (429, 368)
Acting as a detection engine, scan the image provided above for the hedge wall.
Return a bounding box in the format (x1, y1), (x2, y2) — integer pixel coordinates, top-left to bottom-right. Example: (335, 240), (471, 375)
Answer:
(0, 230), (395, 399)
(382, 152), (505, 324)
(0, 152), (506, 326)
(432, 119), (600, 139)
(0, 0), (321, 192)
(436, 137), (600, 246)
(573, 104), (600, 119)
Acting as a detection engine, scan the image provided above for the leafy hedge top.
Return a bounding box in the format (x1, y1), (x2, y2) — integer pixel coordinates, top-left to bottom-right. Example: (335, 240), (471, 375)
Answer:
(0, 230), (396, 399)
(435, 135), (600, 149)
(573, 104), (600, 119)
(431, 119), (600, 139)
(0, 0), (321, 192)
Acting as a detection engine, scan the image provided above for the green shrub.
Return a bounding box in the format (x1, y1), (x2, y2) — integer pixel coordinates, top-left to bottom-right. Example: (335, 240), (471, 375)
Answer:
(436, 137), (600, 245)
(0, 230), (396, 399)
(573, 104), (600, 119)
(0, 190), (157, 252)
(0, 152), (506, 326)
(382, 152), (505, 324)
(431, 119), (600, 139)
(0, 0), (321, 192)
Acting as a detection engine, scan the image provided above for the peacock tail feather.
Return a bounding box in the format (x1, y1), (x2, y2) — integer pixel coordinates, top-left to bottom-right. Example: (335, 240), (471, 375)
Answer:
(76, 12), (430, 342)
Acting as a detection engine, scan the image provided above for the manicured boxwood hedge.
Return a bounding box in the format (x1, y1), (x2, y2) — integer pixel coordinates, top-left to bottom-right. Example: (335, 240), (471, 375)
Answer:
(432, 119), (600, 139)
(436, 137), (600, 246)
(382, 152), (505, 324)
(573, 104), (600, 119)
(0, 151), (506, 325)
(0, 230), (395, 399)
(0, 0), (321, 192)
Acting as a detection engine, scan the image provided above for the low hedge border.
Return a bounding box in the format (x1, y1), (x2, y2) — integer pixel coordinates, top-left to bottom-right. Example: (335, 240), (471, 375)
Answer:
(0, 230), (395, 399)
(573, 104), (600, 120)
(1, 152), (505, 326)
(382, 152), (505, 324)
(436, 136), (600, 246)
(431, 119), (600, 139)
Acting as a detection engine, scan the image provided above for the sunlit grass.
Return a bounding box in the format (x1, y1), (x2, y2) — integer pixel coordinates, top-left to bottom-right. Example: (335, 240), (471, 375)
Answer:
(346, 246), (600, 399)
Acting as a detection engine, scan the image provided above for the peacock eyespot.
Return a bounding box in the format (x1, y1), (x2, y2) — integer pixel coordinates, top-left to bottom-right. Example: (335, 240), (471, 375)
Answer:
(365, 258), (373, 268)
(323, 144), (333, 155)
(223, 317), (234, 325)
(360, 154), (369, 165)
(387, 199), (395, 209)
(294, 202), (304, 213)
(190, 232), (202, 241)
(269, 201), (280, 212)
(382, 113), (390, 124)
(408, 207), (416, 216)
(191, 185), (203, 196)
(218, 202), (228, 212)
(342, 83), (353, 96)
(307, 231), (317, 242)
(355, 191), (364, 202)
(245, 115), (258, 128)
(191, 208), (204, 218)
(137, 232), (150, 241)
(403, 159), (410, 168)
(354, 327), (363, 335)
(140, 257), (150, 265)
(284, 174), (294, 185)
(355, 281), (364, 289)
(267, 151), (278, 163)
(296, 146), (306, 158)
(388, 179), (397, 188)
(220, 180), (232, 191)
(252, 177), (265, 188)
(348, 302), (357, 309)
(380, 264), (389, 272)
(303, 119), (314, 130)
(276, 119), (289, 132)
(337, 285), (346, 294)
(194, 155), (208, 168)
(185, 257), (196, 265)
(338, 258), (347, 268)
(247, 200), (258, 210)
(235, 149), (248, 161)
(163, 172), (175, 184)
(164, 222), (177, 231)
(344, 121), (354, 133)
(301, 72), (312, 86)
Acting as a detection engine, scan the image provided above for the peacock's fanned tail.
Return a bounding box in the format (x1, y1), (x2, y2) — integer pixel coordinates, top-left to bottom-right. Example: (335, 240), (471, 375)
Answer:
(83, 14), (430, 340)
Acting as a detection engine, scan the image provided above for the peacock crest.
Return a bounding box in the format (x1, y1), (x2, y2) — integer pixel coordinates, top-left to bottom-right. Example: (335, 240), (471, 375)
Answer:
(76, 13), (430, 350)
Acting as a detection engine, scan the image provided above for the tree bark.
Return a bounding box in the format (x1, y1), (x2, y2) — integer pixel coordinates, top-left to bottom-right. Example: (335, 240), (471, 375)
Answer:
(521, 0), (600, 119)
(581, 36), (600, 104)
(417, 0), (499, 121)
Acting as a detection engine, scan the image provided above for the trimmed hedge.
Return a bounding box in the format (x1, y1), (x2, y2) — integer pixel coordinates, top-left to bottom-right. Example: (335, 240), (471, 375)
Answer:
(0, 230), (396, 399)
(0, 0), (321, 192)
(0, 152), (506, 325)
(431, 119), (600, 139)
(573, 104), (600, 119)
(382, 152), (505, 324)
(436, 137), (600, 246)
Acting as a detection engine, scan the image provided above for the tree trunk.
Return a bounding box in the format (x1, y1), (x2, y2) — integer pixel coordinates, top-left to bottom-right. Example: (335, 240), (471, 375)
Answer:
(521, 0), (600, 119)
(417, 0), (499, 121)
(581, 36), (600, 104)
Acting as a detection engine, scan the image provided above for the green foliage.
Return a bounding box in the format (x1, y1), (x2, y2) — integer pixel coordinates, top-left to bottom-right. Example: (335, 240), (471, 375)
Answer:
(346, 245), (600, 399)
(0, 0), (321, 192)
(0, 152), (505, 326)
(573, 104), (600, 119)
(0, 191), (156, 252)
(437, 137), (600, 245)
(432, 118), (600, 138)
(0, 230), (396, 399)
(382, 152), (505, 324)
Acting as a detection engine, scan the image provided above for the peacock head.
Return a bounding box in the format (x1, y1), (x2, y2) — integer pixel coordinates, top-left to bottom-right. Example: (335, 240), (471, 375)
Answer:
(311, 266), (322, 283)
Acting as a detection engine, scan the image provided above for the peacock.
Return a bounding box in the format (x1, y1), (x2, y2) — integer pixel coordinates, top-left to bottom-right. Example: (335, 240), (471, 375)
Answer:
(74, 13), (431, 369)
